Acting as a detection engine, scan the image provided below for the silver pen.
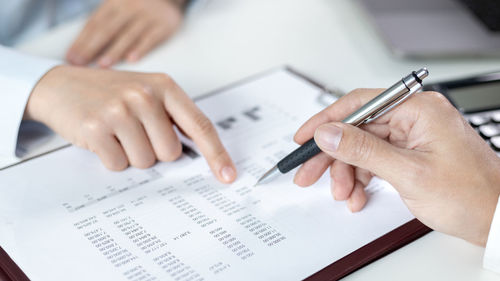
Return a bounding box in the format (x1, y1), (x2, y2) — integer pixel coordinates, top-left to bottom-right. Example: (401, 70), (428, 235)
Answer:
(255, 68), (429, 186)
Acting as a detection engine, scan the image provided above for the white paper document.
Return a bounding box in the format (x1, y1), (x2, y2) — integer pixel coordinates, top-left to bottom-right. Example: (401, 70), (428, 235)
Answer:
(0, 69), (414, 281)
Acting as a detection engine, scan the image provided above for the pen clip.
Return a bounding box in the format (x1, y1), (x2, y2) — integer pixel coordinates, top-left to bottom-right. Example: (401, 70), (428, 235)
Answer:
(365, 83), (423, 124)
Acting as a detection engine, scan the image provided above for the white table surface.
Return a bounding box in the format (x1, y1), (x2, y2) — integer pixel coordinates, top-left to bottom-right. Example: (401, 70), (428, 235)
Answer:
(13, 0), (500, 280)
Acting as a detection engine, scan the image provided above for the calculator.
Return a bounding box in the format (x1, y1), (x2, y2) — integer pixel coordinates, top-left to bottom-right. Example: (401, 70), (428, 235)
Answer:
(423, 71), (500, 154)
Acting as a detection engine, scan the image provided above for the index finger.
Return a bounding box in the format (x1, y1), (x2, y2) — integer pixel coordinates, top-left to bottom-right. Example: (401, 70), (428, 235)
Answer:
(153, 75), (237, 184)
(294, 88), (385, 144)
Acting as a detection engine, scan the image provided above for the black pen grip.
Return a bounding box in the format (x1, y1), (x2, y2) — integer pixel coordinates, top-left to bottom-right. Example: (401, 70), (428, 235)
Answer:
(277, 138), (322, 173)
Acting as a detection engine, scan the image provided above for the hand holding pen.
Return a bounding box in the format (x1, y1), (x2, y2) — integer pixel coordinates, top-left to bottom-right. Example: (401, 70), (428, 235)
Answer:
(256, 69), (429, 185)
(292, 85), (500, 247)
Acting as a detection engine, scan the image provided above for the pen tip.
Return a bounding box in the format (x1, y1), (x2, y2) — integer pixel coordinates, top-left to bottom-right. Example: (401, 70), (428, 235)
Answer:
(254, 165), (280, 187)
(253, 177), (265, 187)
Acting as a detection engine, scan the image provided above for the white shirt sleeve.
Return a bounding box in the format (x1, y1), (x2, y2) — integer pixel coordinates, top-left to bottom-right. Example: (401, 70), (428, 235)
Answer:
(484, 195), (500, 273)
(0, 45), (60, 157)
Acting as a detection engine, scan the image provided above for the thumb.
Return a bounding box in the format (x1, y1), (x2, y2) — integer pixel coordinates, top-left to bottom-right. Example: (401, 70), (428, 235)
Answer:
(314, 122), (407, 182)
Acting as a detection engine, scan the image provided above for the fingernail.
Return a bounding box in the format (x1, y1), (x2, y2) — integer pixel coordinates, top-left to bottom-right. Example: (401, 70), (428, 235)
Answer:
(127, 52), (139, 62)
(315, 124), (343, 152)
(221, 166), (236, 183)
(347, 199), (354, 212)
(98, 57), (112, 67)
(331, 180), (338, 200)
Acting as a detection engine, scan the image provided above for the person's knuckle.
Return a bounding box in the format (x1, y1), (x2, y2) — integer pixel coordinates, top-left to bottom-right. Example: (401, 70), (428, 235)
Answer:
(107, 157), (129, 171)
(421, 91), (460, 118)
(123, 84), (155, 107)
(81, 116), (105, 137)
(153, 73), (175, 89)
(349, 88), (367, 96)
(194, 114), (216, 136)
(161, 142), (183, 162)
(105, 99), (130, 122)
(425, 91), (452, 107)
(350, 88), (381, 96)
(426, 90), (445, 100)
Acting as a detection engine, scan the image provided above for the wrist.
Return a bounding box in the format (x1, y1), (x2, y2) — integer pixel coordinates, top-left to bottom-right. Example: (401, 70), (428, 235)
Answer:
(24, 65), (67, 123)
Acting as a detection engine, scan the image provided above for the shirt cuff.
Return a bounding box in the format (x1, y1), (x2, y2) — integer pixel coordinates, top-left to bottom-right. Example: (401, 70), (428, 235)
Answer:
(484, 195), (500, 273)
(0, 46), (61, 158)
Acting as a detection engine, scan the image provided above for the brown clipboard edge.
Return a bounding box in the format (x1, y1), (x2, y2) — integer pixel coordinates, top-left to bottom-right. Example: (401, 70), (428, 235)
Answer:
(0, 66), (432, 281)
(0, 247), (29, 281)
(305, 219), (432, 281)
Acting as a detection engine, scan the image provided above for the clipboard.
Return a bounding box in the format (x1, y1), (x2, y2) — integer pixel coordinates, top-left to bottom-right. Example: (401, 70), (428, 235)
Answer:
(0, 66), (432, 281)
